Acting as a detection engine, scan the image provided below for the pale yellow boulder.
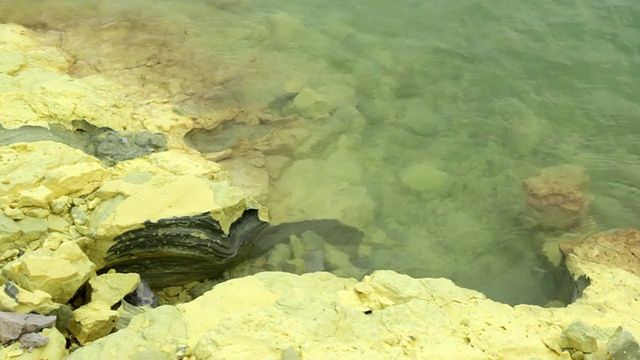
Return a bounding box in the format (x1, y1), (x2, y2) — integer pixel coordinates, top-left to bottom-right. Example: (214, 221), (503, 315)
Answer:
(92, 174), (266, 239)
(42, 162), (107, 198)
(69, 301), (119, 344)
(0, 142), (100, 208)
(89, 272), (140, 306)
(2, 241), (96, 303)
(17, 185), (54, 208)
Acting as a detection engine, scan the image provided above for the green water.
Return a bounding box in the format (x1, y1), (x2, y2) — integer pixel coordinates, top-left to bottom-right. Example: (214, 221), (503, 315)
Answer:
(3, 0), (640, 305)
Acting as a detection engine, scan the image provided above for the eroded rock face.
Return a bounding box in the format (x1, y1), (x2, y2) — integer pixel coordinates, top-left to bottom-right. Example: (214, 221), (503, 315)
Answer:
(570, 229), (640, 277)
(522, 164), (591, 230)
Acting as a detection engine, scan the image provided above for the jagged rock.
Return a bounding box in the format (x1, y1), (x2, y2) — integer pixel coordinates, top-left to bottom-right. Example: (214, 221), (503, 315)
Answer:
(560, 321), (599, 353)
(0, 311), (55, 344)
(607, 327), (640, 360)
(0, 282), (59, 314)
(18, 332), (50, 350)
(69, 301), (119, 344)
(1, 241), (96, 303)
(88, 272), (140, 306)
(0, 311), (25, 343)
(17, 185), (54, 208)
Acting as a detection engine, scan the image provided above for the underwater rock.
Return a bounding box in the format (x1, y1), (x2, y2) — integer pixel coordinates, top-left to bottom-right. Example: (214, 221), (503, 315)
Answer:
(522, 164), (591, 230)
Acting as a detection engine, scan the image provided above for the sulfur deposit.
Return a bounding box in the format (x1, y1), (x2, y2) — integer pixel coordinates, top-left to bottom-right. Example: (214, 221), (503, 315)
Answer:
(0, 23), (640, 360)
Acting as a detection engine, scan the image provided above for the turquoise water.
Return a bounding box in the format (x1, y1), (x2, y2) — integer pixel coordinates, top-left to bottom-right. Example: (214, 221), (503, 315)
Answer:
(3, 0), (640, 305)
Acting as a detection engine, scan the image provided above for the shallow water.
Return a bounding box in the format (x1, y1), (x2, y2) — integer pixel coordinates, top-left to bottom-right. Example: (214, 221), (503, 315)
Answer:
(3, 0), (640, 305)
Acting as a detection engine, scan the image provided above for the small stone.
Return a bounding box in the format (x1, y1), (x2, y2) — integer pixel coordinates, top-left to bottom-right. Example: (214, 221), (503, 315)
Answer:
(23, 207), (50, 219)
(50, 197), (70, 214)
(3, 207), (24, 220)
(560, 321), (598, 353)
(16, 216), (48, 241)
(18, 185), (54, 208)
(607, 326), (640, 360)
(18, 332), (50, 350)
(47, 215), (70, 233)
(71, 206), (88, 226)
(162, 286), (183, 297)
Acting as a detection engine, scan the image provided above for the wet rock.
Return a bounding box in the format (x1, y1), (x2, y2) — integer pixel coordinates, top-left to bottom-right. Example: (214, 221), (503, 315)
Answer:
(560, 321), (598, 353)
(400, 161), (451, 194)
(607, 326), (640, 360)
(290, 88), (332, 120)
(522, 164), (591, 230)
(1, 241), (96, 303)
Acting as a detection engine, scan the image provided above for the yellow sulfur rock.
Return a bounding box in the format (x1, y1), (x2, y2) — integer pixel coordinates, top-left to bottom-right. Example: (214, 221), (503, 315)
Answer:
(69, 301), (119, 344)
(1, 241), (95, 303)
(0, 283), (59, 314)
(17, 185), (54, 208)
(42, 162), (107, 198)
(88, 272), (140, 307)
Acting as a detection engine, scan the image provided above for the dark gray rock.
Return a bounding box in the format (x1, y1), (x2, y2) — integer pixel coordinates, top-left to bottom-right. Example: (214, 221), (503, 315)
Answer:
(607, 326), (640, 360)
(124, 280), (159, 308)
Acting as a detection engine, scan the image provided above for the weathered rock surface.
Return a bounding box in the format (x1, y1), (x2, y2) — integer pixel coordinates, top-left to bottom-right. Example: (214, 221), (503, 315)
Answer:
(522, 164), (591, 230)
